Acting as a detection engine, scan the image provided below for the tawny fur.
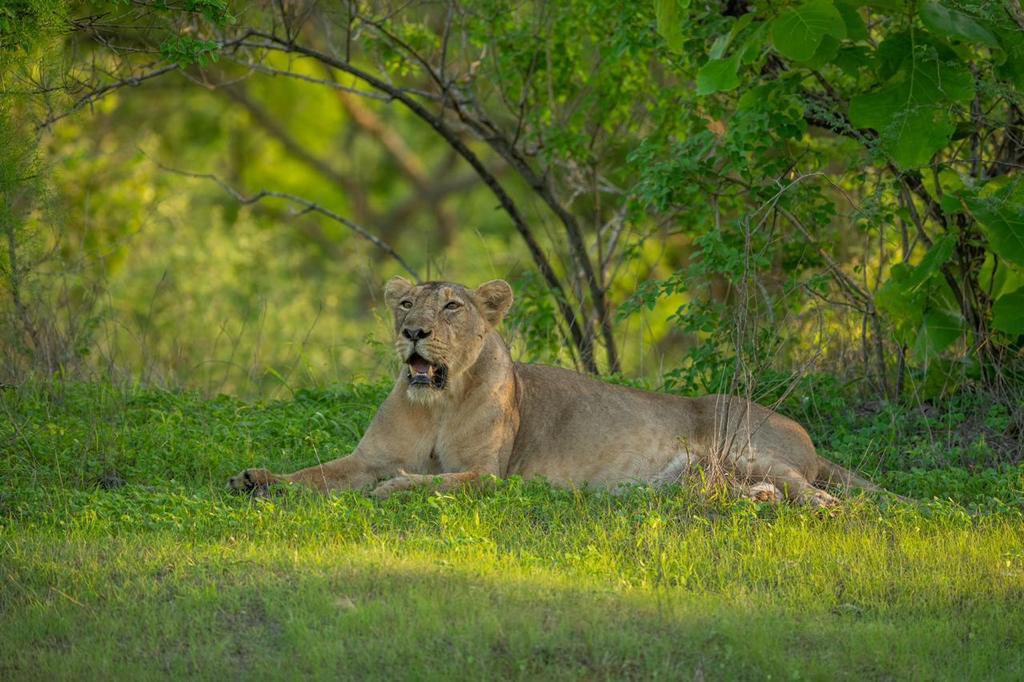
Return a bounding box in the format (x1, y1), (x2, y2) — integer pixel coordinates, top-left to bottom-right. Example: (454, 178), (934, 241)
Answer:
(229, 277), (879, 507)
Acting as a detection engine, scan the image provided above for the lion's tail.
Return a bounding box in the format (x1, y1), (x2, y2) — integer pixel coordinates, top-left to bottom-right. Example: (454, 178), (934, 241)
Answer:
(815, 458), (882, 493)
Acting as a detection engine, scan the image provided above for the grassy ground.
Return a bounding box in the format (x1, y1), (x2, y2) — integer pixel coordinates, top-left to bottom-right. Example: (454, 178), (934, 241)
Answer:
(2, 381), (1024, 679)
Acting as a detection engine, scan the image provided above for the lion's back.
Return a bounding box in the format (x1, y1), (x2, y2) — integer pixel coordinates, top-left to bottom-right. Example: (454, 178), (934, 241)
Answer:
(507, 363), (700, 484)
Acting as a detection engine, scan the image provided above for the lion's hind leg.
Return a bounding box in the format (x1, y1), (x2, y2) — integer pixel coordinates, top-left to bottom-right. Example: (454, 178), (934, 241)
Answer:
(736, 480), (783, 503)
(761, 465), (839, 508)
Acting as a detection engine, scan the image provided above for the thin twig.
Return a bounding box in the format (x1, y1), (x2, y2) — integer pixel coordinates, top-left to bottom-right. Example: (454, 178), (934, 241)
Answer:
(35, 33), (260, 131)
(157, 163), (422, 281)
(35, 63), (180, 131)
(239, 32), (599, 372)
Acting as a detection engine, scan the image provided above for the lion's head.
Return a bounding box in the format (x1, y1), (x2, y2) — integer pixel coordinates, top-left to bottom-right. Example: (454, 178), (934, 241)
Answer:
(384, 277), (514, 401)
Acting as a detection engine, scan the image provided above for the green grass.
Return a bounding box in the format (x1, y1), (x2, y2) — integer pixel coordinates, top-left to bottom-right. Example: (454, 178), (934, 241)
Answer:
(2, 381), (1024, 679)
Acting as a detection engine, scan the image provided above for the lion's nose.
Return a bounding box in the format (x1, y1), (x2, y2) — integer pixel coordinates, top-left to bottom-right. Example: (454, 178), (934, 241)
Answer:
(402, 328), (432, 340)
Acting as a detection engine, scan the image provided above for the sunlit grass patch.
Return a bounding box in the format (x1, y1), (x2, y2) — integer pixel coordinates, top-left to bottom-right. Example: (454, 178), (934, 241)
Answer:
(2, 381), (1024, 678)
(2, 493), (1023, 679)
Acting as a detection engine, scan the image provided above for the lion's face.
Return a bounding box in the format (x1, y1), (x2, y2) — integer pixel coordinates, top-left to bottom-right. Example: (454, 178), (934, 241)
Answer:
(384, 277), (513, 401)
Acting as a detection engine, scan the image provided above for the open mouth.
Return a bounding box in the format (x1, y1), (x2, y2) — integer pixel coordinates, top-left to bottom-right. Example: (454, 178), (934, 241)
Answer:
(406, 352), (448, 389)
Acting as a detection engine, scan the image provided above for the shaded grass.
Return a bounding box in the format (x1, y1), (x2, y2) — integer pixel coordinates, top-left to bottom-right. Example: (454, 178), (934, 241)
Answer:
(2, 381), (1024, 679)
(4, 527), (1023, 680)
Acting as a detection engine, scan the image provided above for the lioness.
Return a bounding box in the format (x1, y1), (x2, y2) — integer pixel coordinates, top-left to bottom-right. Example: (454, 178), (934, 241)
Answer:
(229, 277), (878, 506)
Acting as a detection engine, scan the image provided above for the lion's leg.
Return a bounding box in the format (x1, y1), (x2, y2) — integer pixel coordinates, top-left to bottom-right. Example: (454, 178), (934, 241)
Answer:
(369, 470), (492, 499)
(733, 480), (783, 503)
(228, 455), (381, 494)
(762, 465), (839, 508)
(227, 467), (283, 492)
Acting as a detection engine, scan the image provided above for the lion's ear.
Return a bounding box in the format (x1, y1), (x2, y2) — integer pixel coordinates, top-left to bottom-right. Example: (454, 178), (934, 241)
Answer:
(384, 276), (414, 309)
(474, 279), (514, 326)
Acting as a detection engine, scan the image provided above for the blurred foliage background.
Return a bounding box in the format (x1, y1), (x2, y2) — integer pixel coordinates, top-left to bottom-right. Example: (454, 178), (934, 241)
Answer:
(1, 0), (1022, 438)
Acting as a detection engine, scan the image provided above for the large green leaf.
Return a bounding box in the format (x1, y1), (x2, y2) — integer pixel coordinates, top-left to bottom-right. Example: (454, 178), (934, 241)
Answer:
(853, 99), (955, 168)
(995, 27), (1024, 89)
(655, 0), (688, 53)
(771, 0), (847, 62)
(836, 0), (867, 41)
(801, 33), (842, 68)
(849, 34), (974, 169)
(739, 21), (769, 65)
(876, 263), (923, 324)
(911, 308), (963, 362)
(833, 45), (872, 76)
(696, 55), (741, 95)
(919, 1), (998, 48)
(992, 287), (1024, 336)
(966, 191), (1024, 267)
(899, 233), (957, 294)
(708, 14), (753, 59)
(876, 235), (956, 328)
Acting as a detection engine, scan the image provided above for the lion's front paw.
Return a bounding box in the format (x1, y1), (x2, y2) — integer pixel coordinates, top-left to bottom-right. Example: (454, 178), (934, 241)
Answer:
(227, 468), (275, 494)
(370, 474), (420, 500)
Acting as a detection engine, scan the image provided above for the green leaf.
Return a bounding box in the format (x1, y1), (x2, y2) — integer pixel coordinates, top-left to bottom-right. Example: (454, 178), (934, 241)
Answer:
(771, 0), (847, 62)
(730, 13), (755, 38)
(655, 0), (687, 53)
(909, 234), (957, 290)
(939, 193), (965, 215)
(860, 101), (955, 168)
(876, 235), (957, 328)
(833, 45), (872, 76)
(849, 35), (974, 169)
(739, 22), (769, 65)
(877, 263), (923, 323)
(184, 0), (236, 26)
(861, 0), (906, 10)
(696, 55), (741, 95)
(966, 191), (1024, 268)
(919, 1), (998, 48)
(992, 287), (1024, 336)
(836, 0), (868, 41)
(876, 32), (913, 80)
(801, 33), (842, 68)
(912, 308), (963, 361)
(708, 34), (731, 60)
(994, 27), (1024, 88)
(160, 37), (220, 67)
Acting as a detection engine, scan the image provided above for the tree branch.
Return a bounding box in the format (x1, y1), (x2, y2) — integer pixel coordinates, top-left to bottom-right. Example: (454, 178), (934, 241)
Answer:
(240, 32), (599, 373)
(334, 88), (458, 242)
(158, 164), (422, 281)
(777, 206), (892, 397)
(35, 63), (180, 131)
(34, 32), (261, 132)
(218, 83), (375, 225)
(348, 18), (620, 372)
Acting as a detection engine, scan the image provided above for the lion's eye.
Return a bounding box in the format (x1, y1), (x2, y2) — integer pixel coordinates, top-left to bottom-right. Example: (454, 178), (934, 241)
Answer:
(399, 300), (412, 310)
(444, 301), (461, 310)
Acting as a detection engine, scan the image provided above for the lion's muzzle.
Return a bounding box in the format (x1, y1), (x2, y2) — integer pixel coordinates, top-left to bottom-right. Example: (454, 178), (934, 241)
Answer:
(406, 352), (448, 389)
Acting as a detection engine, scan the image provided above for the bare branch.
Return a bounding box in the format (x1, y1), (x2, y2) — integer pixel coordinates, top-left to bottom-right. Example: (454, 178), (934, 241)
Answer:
(34, 32), (259, 132)
(35, 63), (179, 131)
(158, 163), (422, 282)
(381, 172), (482, 232)
(336, 17), (621, 371)
(334, 88), (458, 240)
(239, 32), (599, 372)
(776, 207), (872, 307)
(228, 59), (394, 101)
(217, 83), (375, 225)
